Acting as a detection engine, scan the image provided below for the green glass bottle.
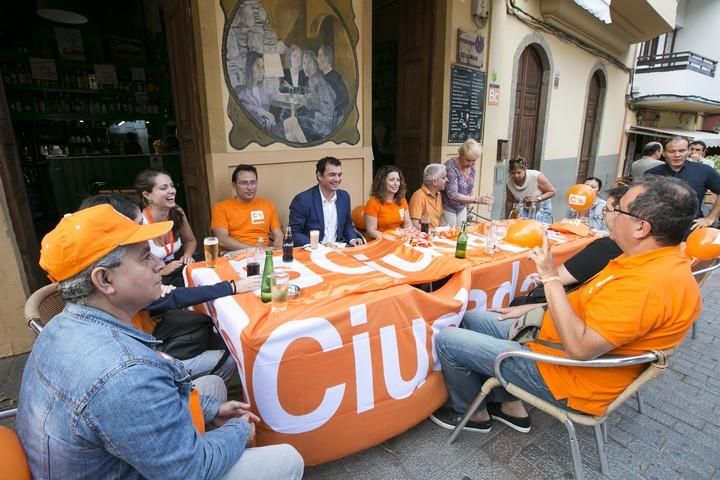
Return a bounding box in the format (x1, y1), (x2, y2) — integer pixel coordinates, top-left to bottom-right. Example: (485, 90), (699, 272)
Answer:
(455, 221), (468, 259)
(260, 249), (274, 303)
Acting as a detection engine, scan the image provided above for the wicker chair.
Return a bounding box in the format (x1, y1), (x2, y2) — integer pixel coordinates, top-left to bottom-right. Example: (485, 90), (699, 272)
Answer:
(23, 283), (64, 335)
(446, 348), (672, 480)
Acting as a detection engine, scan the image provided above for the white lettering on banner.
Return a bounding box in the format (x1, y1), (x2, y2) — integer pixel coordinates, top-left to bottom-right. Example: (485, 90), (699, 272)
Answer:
(519, 275), (537, 295)
(466, 288), (488, 314)
(350, 305), (374, 413)
(380, 249), (437, 272)
(353, 332), (374, 413)
(311, 250), (375, 275)
(231, 257), (323, 289)
(492, 260), (520, 307)
(363, 260), (406, 279)
(380, 319), (429, 399)
(430, 288), (469, 370)
(253, 318), (346, 433)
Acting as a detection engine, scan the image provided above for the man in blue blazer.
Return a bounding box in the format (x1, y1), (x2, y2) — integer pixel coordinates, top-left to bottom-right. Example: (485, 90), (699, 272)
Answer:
(289, 157), (362, 247)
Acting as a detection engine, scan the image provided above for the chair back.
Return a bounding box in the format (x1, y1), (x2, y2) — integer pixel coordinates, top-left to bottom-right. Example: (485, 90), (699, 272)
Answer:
(0, 425), (31, 480)
(691, 257), (720, 288)
(351, 205), (366, 231)
(24, 283), (65, 335)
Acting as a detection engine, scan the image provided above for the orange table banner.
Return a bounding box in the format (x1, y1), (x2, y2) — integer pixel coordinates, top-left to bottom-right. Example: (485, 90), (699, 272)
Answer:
(185, 230), (594, 465)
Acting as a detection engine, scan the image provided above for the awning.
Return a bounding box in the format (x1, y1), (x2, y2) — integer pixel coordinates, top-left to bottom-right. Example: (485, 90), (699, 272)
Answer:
(627, 126), (720, 147)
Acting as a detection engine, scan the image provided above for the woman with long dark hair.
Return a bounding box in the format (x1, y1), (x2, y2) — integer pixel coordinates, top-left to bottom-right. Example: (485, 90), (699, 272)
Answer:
(364, 165), (413, 240)
(135, 169), (197, 285)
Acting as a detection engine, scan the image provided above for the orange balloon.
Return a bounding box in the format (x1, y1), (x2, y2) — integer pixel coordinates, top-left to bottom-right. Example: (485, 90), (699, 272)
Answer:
(505, 219), (544, 248)
(685, 228), (720, 260)
(0, 426), (30, 480)
(566, 184), (596, 212)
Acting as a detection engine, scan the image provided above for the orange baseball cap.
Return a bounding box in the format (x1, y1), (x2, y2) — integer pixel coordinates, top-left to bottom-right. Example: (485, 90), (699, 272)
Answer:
(39, 204), (173, 282)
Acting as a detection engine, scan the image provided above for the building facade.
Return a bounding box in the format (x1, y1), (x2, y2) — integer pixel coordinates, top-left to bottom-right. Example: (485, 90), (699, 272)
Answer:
(0, 0), (675, 357)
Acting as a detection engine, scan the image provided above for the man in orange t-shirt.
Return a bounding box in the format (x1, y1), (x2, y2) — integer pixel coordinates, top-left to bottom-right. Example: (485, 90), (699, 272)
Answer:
(409, 163), (448, 229)
(431, 175), (700, 434)
(211, 164), (283, 251)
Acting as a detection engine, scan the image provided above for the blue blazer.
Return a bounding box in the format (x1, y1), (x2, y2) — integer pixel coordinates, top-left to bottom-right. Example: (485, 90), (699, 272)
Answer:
(289, 185), (358, 246)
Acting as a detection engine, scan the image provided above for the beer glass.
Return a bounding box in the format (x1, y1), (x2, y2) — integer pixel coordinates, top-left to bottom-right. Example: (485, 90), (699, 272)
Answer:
(203, 237), (219, 268)
(309, 230), (320, 250)
(271, 271), (289, 312)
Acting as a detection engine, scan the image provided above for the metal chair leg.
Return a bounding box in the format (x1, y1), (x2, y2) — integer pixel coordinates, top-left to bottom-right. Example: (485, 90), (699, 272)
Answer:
(636, 392), (644, 414)
(594, 424), (609, 474)
(563, 418), (585, 480)
(446, 390), (489, 445)
(692, 322), (697, 339)
(601, 422), (608, 443)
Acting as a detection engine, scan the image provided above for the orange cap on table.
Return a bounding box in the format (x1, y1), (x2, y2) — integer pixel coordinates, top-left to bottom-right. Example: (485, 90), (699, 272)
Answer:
(39, 204), (173, 282)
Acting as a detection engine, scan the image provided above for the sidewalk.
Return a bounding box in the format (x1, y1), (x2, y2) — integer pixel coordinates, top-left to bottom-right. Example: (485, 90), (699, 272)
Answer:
(2, 272), (719, 479)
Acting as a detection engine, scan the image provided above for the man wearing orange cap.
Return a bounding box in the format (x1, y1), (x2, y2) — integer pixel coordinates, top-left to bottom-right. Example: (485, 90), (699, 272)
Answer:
(16, 204), (304, 479)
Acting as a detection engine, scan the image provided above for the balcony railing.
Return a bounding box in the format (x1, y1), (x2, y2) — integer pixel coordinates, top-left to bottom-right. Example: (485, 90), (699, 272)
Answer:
(636, 51), (717, 77)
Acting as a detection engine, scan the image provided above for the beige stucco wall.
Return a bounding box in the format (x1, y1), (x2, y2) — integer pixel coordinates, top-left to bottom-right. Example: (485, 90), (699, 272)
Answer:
(0, 176), (34, 358)
(193, 0), (372, 227)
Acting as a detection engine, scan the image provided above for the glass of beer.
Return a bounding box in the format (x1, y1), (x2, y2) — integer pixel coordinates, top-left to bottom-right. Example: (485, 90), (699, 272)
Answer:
(309, 230), (320, 250)
(271, 271), (289, 312)
(203, 237), (219, 268)
(246, 247), (260, 276)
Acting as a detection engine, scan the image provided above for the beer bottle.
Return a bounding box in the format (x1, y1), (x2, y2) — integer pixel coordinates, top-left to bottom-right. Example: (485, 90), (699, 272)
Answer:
(282, 226), (294, 262)
(260, 249), (274, 303)
(509, 202), (521, 219)
(455, 221), (468, 259)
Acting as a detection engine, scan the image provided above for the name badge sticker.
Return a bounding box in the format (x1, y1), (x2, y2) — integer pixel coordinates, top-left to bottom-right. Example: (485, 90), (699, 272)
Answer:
(251, 210), (265, 224)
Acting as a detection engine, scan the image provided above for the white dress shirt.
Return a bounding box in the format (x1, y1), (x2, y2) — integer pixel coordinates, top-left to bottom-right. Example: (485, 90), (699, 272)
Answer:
(322, 192), (338, 244)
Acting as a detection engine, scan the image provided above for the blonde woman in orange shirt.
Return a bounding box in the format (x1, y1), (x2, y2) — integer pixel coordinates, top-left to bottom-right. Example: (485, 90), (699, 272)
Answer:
(364, 165), (413, 240)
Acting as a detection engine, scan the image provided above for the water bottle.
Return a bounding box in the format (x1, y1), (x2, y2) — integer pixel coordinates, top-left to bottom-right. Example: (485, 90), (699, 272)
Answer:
(282, 226), (294, 262)
(455, 221), (468, 259)
(260, 249), (274, 303)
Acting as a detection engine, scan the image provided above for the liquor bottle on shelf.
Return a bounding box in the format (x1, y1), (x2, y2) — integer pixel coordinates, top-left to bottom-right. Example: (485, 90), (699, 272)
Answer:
(282, 226), (293, 262)
(455, 221), (468, 259)
(260, 248), (274, 303)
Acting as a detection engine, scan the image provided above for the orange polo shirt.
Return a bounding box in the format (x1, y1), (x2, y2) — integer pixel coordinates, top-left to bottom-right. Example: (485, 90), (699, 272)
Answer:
(529, 246), (701, 416)
(408, 185), (443, 227)
(211, 197), (281, 246)
(364, 197), (409, 232)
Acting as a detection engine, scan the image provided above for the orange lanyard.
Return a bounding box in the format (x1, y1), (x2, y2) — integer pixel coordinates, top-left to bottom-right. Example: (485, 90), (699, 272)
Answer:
(144, 207), (174, 259)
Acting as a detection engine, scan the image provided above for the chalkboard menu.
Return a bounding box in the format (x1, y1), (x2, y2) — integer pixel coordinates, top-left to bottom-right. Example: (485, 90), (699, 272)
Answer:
(448, 64), (485, 143)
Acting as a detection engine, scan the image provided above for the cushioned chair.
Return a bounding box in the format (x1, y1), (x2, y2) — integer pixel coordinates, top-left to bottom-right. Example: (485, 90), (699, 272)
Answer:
(0, 409), (31, 480)
(446, 348), (672, 480)
(24, 283), (64, 335)
(351, 205), (367, 244)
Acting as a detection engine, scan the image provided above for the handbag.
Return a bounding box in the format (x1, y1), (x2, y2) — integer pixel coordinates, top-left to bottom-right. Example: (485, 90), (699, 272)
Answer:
(153, 309), (216, 360)
(507, 307), (546, 344)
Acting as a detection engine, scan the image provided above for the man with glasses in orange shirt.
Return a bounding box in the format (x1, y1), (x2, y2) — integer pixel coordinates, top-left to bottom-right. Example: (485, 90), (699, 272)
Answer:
(431, 175), (700, 434)
(212, 165), (284, 252)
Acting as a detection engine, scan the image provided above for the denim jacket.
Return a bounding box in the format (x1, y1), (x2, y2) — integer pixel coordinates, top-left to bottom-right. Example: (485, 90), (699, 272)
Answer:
(17, 303), (250, 479)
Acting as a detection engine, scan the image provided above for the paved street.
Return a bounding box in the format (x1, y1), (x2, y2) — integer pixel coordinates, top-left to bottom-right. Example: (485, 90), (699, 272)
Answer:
(2, 271), (720, 479)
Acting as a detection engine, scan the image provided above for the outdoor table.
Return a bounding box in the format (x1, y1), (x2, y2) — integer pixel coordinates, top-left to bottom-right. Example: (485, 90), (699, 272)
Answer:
(186, 223), (595, 465)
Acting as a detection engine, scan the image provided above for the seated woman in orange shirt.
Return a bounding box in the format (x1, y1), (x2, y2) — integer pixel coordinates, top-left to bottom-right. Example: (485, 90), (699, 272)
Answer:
(364, 165), (413, 240)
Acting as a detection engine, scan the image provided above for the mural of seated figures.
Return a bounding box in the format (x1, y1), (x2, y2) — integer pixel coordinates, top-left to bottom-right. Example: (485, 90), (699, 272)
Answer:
(223, 0), (360, 148)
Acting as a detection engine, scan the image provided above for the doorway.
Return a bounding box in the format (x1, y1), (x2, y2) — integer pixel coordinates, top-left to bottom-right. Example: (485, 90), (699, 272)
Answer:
(371, 0), (434, 193)
(577, 69), (606, 183)
(0, 0), (209, 287)
(511, 46), (546, 168)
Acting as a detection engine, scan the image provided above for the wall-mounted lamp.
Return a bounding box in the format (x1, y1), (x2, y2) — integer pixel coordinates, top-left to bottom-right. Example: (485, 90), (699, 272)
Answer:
(37, 0), (88, 24)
